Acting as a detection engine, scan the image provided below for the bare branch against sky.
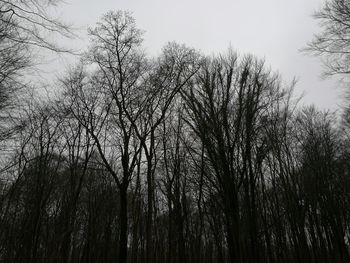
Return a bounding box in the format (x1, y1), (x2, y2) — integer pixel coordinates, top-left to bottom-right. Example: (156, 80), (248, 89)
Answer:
(2, 2), (350, 263)
(50, 0), (341, 110)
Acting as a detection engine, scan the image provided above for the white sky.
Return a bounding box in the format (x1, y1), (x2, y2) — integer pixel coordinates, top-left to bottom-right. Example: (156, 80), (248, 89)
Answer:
(49, 0), (343, 111)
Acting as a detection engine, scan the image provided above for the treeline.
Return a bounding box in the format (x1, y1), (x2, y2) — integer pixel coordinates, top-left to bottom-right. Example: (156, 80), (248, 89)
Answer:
(1, 6), (350, 263)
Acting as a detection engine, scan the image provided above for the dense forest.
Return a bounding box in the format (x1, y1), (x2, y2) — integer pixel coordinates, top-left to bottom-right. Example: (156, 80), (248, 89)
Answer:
(1, 1), (350, 262)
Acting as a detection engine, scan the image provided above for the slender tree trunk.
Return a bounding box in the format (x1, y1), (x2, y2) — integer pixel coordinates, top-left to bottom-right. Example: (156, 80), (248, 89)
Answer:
(146, 164), (153, 263)
(119, 185), (128, 263)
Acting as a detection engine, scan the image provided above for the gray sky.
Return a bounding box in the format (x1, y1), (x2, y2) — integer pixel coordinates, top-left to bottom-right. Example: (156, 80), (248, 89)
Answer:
(51, 0), (343, 111)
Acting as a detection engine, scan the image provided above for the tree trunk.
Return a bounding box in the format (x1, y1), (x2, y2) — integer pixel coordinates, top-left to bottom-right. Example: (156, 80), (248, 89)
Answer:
(119, 185), (128, 263)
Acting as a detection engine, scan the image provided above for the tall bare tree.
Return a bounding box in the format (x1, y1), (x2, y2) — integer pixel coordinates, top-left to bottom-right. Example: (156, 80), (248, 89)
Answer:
(306, 0), (350, 76)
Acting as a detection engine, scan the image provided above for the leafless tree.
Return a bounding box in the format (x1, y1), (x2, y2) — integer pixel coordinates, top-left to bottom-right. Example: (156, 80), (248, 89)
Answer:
(0, 0), (74, 143)
(305, 0), (350, 76)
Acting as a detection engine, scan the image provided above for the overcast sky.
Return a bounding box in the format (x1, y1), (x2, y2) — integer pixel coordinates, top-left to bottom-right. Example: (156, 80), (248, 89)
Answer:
(51, 0), (343, 111)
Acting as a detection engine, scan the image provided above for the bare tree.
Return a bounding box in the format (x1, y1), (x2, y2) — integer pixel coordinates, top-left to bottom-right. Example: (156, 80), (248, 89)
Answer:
(130, 42), (200, 263)
(0, 0), (74, 52)
(0, 0), (74, 143)
(182, 52), (291, 263)
(305, 0), (350, 76)
(63, 11), (146, 263)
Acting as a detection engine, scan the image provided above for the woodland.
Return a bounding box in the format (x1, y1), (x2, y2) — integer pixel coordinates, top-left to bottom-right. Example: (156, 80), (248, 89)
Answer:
(1, 1), (350, 262)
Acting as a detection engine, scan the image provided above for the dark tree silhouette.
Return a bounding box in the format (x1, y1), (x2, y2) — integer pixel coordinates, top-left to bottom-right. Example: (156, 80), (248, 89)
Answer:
(0, 8), (349, 263)
(306, 0), (350, 76)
